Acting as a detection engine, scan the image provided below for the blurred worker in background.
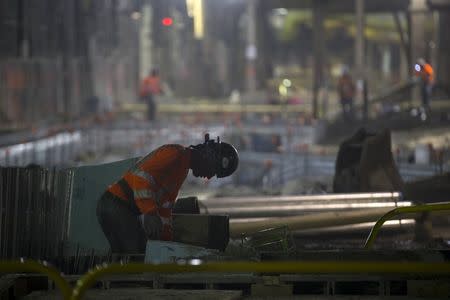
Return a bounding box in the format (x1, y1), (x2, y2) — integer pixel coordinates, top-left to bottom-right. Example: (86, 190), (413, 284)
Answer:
(96, 134), (239, 254)
(337, 66), (356, 121)
(139, 68), (162, 121)
(414, 58), (434, 112)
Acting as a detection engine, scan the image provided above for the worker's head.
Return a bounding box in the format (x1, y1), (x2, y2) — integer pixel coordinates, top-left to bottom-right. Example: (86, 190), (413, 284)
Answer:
(189, 133), (239, 179)
(417, 58), (426, 66)
(341, 65), (350, 76)
(415, 58), (426, 72)
(150, 68), (159, 77)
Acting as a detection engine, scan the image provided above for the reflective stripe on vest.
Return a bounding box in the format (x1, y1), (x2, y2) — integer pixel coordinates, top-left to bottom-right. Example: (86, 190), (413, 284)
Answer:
(160, 216), (171, 226)
(132, 168), (177, 196)
(130, 169), (176, 207)
(134, 188), (164, 206)
(132, 169), (158, 187)
(161, 202), (172, 209)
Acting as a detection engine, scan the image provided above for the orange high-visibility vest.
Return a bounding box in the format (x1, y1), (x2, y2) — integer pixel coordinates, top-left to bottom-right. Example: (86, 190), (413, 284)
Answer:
(416, 63), (434, 84)
(423, 63), (434, 84)
(139, 76), (161, 97)
(107, 144), (191, 241)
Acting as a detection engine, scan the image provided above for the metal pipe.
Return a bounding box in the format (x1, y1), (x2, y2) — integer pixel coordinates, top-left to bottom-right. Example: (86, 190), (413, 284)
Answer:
(229, 207), (396, 238)
(70, 261), (450, 300)
(364, 202), (450, 249)
(200, 193), (406, 218)
(200, 192), (402, 206)
(0, 168), (4, 258)
(291, 219), (415, 236)
(11, 169), (20, 258)
(207, 201), (411, 218)
(4, 168), (12, 258)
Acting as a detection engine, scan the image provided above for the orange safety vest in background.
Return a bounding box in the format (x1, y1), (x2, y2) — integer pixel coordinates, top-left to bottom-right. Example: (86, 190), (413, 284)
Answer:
(107, 144), (191, 241)
(416, 63), (434, 85)
(422, 63), (434, 84)
(140, 76), (162, 97)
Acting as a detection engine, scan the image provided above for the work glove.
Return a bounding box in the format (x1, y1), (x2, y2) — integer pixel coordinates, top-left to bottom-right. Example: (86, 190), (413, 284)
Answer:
(139, 214), (162, 240)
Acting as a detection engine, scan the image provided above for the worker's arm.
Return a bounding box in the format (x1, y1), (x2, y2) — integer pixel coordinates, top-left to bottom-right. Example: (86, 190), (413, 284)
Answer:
(132, 145), (186, 240)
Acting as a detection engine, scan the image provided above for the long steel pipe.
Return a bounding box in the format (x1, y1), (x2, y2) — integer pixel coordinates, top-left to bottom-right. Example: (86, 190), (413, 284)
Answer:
(200, 192), (402, 206)
(200, 192), (406, 218)
(229, 207), (399, 237)
(206, 202), (412, 218)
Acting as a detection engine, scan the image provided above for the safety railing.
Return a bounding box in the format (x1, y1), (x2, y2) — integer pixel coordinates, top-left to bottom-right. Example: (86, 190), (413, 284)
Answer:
(70, 261), (450, 299)
(2, 259), (450, 299)
(364, 202), (450, 249)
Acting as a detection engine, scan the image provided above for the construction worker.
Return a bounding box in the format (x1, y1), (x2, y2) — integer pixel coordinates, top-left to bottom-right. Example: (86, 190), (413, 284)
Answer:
(139, 68), (162, 121)
(337, 66), (356, 121)
(414, 58), (434, 112)
(96, 134), (239, 254)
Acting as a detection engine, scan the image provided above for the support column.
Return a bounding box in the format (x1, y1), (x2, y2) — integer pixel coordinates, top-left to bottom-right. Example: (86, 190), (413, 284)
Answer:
(409, 0), (428, 62)
(382, 44), (392, 82)
(139, 4), (153, 79)
(409, 0), (428, 103)
(201, 0), (220, 97)
(312, 1), (325, 119)
(437, 11), (450, 92)
(393, 12), (411, 81)
(245, 0), (257, 92)
(355, 0), (367, 121)
(257, 2), (273, 90)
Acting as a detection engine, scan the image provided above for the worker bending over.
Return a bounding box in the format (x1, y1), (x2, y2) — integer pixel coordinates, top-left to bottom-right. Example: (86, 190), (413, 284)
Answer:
(97, 134), (239, 254)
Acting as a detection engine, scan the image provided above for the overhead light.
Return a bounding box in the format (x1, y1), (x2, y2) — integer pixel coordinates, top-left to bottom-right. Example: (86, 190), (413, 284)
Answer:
(162, 17), (173, 26)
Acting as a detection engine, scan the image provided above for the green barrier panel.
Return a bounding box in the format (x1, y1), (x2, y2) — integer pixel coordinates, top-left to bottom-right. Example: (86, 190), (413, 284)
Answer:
(68, 158), (138, 253)
(0, 260), (71, 299)
(71, 261), (450, 300)
(364, 202), (450, 249)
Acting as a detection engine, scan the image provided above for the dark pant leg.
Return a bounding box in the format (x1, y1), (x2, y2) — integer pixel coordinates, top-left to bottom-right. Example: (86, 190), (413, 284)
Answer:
(147, 95), (155, 121)
(421, 84), (430, 111)
(97, 192), (147, 254)
(341, 98), (353, 121)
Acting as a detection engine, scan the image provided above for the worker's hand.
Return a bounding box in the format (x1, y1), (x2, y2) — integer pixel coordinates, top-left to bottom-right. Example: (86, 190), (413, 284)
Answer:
(139, 214), (162, 240)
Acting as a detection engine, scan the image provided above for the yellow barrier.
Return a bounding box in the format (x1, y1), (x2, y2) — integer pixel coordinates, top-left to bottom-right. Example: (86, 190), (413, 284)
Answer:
(0, 260), (72, 299)
(2, 260), (450, 299)
(364, 202), (450, 249)
(121, 103), (310, 113)
(70, 261), (450, 300)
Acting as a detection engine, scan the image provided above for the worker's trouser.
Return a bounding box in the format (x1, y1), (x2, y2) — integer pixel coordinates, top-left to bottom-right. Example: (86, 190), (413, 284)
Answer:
(143, 94), (156, 121)
(96, 191), (147, 254)
(421, 83), (432, 111)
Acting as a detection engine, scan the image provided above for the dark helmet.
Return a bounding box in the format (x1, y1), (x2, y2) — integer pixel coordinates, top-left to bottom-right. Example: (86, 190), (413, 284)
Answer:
(215, 139), (239, 178)
(191, 133), (239, 178)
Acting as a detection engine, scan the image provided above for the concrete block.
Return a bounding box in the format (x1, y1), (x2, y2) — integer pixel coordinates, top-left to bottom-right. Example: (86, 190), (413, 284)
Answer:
(172, 214), (229, 251)
(145, 240), (218, 264)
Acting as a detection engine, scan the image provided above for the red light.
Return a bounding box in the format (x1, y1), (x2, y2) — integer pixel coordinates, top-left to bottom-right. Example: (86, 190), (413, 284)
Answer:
(162, 17), (173, 26)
